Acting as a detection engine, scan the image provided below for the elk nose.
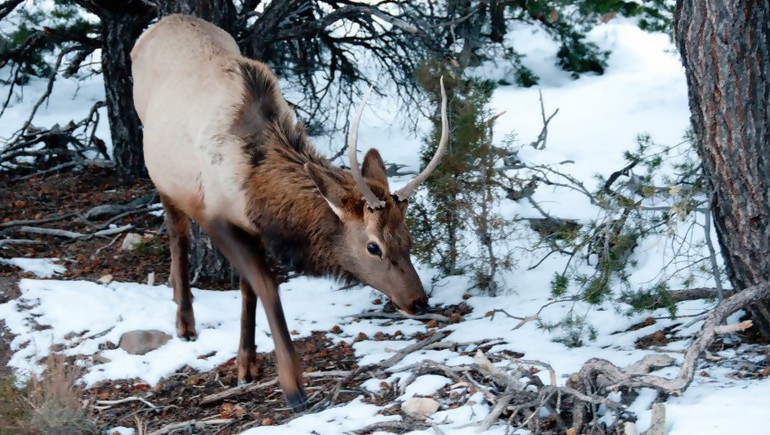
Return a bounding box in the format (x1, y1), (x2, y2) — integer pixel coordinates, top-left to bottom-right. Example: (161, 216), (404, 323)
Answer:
(411, 298), (429, 315)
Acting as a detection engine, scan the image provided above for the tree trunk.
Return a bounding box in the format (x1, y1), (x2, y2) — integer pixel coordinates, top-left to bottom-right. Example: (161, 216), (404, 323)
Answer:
(674, 1), (770, 335)
(81, 1), (154, 178)
(157, 0), (236, 34)
(156, 0), (238, 287)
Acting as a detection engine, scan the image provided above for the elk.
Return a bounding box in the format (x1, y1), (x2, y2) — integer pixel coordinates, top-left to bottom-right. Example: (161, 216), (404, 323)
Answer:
(131, 14), (448, 409)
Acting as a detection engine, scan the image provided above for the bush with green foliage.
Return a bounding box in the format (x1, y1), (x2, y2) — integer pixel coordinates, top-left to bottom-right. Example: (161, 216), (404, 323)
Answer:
(408, 61), (518, 294)
(438, 0), (674, 86)
(521, 131), (715, 346)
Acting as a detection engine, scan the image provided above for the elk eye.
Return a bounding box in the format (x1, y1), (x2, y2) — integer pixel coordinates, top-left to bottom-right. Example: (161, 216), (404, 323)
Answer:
(366, 242), (382, 257)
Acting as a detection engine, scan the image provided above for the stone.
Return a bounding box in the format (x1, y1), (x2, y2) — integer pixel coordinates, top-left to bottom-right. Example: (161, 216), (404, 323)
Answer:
(120, 233), (143, 251)
(118, 330), (172, 355)
(400, 397), (440, 420)
(98, 274), (113, 285)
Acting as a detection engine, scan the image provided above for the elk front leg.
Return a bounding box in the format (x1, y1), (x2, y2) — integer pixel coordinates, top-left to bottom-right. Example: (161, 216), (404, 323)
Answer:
(160, 195), (196, 340)
(238, 276), (259, 384)
(204, 220), (307, 410)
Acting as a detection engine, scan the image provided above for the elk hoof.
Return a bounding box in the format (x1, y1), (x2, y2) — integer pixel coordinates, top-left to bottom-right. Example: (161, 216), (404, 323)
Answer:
(237, 351), (260, 383)
(285, 391), (308, 412)
(176, 327), (197, 342)
(176, 310), (197, 341)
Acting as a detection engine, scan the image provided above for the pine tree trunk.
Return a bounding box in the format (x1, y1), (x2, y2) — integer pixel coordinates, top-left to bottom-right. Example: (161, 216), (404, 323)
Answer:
(157, 0), (236, 34)
(156, 0), (238, 287)
(674, 1), (770, 335)
(82, 1), (154, 178)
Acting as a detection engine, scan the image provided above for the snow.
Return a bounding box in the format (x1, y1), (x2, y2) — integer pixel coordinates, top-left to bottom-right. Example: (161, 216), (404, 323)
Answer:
(1, 15), (767, 435)
(241, 397), (398, 435)
(0, 257), (65, 278)
(400, 374), (452, 399)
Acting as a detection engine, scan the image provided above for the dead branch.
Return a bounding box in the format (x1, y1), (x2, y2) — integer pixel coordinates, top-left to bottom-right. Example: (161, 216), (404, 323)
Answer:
(0, 239), (47, 247)
(9, 226), (85, 239)
(0, 214), (78, 230)
(148, 418), (232, 435)
(618, 287), (736, 308)
(714, 320), (752, 334)
(94, 395), (158, 411)
(199, 369), (351, 406)
(352, 420), (429, 434)
(529, 89), (559, 150)
(579, 281), (770, 394)
(1, 223), (133, 240)
(350, 310), (451, 322)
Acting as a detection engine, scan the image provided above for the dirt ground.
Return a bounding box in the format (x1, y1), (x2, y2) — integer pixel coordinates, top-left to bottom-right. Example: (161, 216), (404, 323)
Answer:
(0, 167), (171, 285)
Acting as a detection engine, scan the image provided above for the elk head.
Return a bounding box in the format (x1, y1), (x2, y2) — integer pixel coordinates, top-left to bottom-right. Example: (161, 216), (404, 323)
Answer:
(305, 78), (449, 315)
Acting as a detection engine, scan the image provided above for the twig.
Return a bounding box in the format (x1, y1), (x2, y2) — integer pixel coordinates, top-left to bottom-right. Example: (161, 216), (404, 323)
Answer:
(703, 207), (724, 301)
(529, 89), (559, 150)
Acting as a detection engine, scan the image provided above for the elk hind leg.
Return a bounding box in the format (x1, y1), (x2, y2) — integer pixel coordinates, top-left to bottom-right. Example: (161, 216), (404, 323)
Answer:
(161, 195), (197, 340)
(203, 220), (306, 410)
(237, 276), (259, 383)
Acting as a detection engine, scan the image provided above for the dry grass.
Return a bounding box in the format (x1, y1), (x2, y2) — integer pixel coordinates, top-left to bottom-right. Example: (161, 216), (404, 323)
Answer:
(0, 374), (32, 434)
(0, 353), (96, 434)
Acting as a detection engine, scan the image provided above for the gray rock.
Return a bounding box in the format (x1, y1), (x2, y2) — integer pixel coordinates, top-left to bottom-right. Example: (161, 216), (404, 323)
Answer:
(118, 330), (172, 355)
(120, 233), (143, 251)
(401, 397), (440, 420)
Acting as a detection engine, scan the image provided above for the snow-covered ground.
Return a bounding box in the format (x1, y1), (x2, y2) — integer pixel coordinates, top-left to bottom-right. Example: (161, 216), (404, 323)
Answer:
(2, 16), (768, 435)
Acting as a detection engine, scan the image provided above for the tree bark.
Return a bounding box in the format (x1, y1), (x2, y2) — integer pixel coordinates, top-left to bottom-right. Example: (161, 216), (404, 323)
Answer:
(74, 0), (155, 179)
(674, 1), (770, 335)
(101, 8), (154, 179)
(157, 0), (236, 34)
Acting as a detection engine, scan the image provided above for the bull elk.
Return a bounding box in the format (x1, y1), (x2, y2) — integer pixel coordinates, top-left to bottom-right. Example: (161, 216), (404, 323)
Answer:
(131, 14), (448, 409)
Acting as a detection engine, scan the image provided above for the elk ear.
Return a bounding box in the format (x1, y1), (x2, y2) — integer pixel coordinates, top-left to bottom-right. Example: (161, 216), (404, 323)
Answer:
(361, 149), (389, 188)
(304, 163), (349, 219)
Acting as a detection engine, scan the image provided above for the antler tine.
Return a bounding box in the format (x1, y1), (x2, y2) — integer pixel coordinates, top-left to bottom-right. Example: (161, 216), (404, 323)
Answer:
(349, 86), (386, 209)
(394, 75), (449, 202)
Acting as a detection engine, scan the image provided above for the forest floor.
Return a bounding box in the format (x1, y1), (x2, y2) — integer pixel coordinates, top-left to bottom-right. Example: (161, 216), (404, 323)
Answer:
(0, 168), (482, 433)
(0, 167), (169, 286)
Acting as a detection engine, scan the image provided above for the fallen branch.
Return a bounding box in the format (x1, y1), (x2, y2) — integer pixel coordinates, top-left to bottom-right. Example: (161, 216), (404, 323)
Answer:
(352, 420), (428, 434)
(0, 239), (47, 247)
(350, 310), (451, 322)
(714, 320), (752, 334)
(199, 370), (352, 405)
(1, 223), (133, 240)
(618, 287), (736, 308)
(579, 281), (769, 395)
(148, 418), (232, 435)
(11, 226), (85, 239)
(0, 212), (77, 229)
(94, 395), (158, 411)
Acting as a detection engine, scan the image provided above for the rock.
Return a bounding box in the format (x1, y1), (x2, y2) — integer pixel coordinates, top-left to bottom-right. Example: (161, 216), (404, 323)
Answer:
(93, 354), (111, 364)
(401, 397), (440, 420)
(98, 274), (113, 285)
(120, 233), (143, 251)
(118, 330), (172, 355)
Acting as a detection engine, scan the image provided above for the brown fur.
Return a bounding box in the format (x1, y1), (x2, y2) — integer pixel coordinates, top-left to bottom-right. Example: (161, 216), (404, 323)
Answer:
(132, 15), (429, 410)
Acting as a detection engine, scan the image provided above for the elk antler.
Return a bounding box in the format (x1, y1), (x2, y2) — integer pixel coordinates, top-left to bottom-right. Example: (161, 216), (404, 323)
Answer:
(393, 76), (449, 202)
(349, 86), (386, 209)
